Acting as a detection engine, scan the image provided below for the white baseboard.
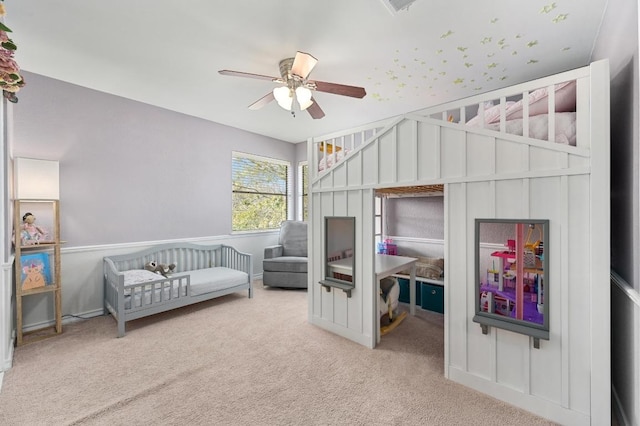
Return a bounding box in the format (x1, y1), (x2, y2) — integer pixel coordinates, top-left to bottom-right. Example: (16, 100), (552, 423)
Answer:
(1, 335), (13, 371)
(22, 308), (105, 333)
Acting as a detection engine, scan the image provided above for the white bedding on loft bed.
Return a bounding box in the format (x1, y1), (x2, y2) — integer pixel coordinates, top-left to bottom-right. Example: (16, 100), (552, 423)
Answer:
(318, 149), (349, 171)
(480, 112), (576, 146)
(465, 80), (577, 145)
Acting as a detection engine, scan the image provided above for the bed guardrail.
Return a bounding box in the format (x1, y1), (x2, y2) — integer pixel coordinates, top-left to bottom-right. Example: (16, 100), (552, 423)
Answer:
(310, 63), (592, 179)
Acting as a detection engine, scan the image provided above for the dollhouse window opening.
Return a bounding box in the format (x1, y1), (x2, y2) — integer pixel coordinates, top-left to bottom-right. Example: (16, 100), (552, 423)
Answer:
(473, 218), (549, 344)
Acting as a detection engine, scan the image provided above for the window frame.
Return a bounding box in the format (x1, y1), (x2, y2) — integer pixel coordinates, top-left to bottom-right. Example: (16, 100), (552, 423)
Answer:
(231, 151), (292, 232)
(297, 161), (308, 221)
(375, 196), (384, 245)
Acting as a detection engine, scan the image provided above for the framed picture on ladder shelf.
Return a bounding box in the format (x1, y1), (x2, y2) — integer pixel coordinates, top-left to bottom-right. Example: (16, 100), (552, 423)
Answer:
(20, 252), (52, 290)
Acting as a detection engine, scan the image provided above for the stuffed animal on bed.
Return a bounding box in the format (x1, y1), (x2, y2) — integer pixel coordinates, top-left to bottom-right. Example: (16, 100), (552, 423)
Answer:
(144, 261), (176, 277)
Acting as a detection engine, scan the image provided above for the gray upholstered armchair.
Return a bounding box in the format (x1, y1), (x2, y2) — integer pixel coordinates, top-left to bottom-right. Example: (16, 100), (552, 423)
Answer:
(262, 220), (308, 288)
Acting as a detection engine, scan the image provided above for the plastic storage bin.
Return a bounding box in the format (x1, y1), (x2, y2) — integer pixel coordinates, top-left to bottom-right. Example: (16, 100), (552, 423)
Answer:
(397, 278), (421, 304)
(420, 282), (444, 313)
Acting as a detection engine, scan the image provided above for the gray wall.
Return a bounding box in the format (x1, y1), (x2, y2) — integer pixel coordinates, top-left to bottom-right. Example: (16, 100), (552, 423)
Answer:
(385, 196), (444, 239)
(12, 72), (298, 247)
(295, 140), (307, 165)
(592, 0), (640, 424)
(8, 71), (299, 331)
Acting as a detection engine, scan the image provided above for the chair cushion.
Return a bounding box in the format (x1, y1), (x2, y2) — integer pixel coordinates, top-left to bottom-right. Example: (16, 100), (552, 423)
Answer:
(263, 256), (308, 273)
(279, 221), (308, 257)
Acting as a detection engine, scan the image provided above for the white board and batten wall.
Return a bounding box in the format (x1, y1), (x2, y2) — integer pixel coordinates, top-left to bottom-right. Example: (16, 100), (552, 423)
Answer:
(308, 60), (610, 425)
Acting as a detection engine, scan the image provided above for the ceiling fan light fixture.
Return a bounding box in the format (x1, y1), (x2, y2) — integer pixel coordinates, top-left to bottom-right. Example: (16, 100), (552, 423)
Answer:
(273, 86), (293, 110)
(220, 51), (365, 119)
(296, 86), (313, 110)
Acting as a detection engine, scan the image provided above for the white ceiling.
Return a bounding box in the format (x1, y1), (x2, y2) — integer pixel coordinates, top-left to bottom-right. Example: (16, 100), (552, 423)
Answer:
(6, 0), (608, 143)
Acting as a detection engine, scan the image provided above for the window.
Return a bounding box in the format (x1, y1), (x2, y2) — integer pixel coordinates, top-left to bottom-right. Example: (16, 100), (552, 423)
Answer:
(298, 161), (308, 221)
(232, 152), (291, 231)
(374, 196), (383, 246)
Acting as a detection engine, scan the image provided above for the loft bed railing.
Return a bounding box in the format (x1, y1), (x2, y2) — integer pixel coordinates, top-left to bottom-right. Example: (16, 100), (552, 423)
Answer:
(309, 64), (592, 181)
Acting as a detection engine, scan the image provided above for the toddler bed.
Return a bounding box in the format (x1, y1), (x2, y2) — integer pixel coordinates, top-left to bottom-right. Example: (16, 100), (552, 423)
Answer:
(104, 242), (252, 337)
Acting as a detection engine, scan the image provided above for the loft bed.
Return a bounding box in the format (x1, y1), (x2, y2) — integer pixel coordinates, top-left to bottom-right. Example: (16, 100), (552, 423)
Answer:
(307, 60), (610, 421)
(310, 66), (588, 179)
(308, 60), (600, 309)
(310, 67), (588, 308)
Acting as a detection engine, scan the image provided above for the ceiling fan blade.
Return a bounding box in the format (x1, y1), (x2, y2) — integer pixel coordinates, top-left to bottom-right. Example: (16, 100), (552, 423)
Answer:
(307, 98), (325, 119)
(291, 51), (318, 79)
(313, 80), (366, 98)
(249, 92), (275, 110)
(218, 69), (278, 82)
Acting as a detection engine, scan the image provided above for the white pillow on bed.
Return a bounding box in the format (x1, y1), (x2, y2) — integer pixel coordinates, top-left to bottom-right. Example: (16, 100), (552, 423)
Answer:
(466, 101), (516, 127)
(485, 112), (577, 145)
(466, 80), (576, 126)
(495, 80), (576, 123)
(123, 269), (161, 285)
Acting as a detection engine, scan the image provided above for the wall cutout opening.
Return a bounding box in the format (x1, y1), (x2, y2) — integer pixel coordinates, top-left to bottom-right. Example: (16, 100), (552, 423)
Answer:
(320, 216), (356, 297)
(473, 219), (549, 343)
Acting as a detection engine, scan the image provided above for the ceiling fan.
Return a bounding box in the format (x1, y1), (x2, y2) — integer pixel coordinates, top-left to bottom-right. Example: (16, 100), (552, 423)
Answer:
(218, 51), (366, 119)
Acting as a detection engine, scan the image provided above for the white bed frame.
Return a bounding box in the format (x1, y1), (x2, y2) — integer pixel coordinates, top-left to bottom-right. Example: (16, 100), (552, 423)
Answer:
(307, 60), (610, 425)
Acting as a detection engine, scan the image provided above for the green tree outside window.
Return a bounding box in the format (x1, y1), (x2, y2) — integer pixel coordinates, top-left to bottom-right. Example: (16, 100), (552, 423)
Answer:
(232, 153), (290, 231)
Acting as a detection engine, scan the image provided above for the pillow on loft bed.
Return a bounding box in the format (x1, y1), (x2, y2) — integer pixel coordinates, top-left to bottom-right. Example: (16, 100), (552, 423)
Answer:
(467, 80), (577, 126)
(466, 101), (516, 127)
(484, 112), (577, 146)
(498, 80), (577, 122)
(318, 149), (349, 171)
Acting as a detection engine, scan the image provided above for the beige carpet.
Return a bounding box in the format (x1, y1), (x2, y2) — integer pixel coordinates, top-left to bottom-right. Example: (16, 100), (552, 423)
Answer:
(0, 281), (555, 425)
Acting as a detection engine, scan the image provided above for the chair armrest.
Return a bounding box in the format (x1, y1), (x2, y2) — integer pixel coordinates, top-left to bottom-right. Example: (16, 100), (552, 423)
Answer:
(264, 245), (283, 259)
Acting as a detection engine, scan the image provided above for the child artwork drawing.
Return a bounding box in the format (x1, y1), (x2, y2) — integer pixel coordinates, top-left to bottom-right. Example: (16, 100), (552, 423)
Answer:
(20, 253), (52, 290)
(22, 263), (46, 289)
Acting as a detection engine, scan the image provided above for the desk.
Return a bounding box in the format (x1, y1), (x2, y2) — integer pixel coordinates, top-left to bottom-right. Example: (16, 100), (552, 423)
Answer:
(374, 255), (417, 306)
(327, 254), (417, 344)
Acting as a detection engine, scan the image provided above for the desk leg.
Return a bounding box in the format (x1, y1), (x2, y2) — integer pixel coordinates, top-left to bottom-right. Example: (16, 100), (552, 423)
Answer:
(409, 264), (416, 315)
